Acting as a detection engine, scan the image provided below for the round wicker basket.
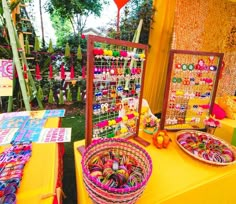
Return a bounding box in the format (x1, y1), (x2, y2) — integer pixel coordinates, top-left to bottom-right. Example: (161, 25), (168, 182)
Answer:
(81, 138), (152, 204)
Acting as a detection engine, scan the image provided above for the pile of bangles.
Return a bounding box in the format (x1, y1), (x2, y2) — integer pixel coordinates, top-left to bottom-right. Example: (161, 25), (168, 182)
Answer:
(0, 142), (32, 204)
(88, 151), (144, 188)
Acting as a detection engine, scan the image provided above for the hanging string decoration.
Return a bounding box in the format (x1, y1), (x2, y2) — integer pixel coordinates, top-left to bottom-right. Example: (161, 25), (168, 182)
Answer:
(37, 86), (44, 101)
(65, 43), (71, 57)
(24, 37), (30, 55)
(35, 63), (42, 81)
(23, 64), (28, 80)
(66, 88), (72, 103)
(77, 45), (82, 60)
(34, 36), (40, 52)
(60, 64), (66, 80)
(48, 39), (54, 53)
(77, 86), (81, 102)
(59, 89), (65, 105)
(48, 88), (54, 104)
(48, 64), (53, 79)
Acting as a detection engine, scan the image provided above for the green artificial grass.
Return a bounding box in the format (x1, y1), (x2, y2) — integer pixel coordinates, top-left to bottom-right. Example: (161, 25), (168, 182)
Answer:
(61, 115), (85, 204)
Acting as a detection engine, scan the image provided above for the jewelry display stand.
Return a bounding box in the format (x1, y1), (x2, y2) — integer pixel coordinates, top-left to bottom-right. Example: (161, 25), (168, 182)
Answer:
(79, 35), (149, 152)
(160, 50), (224, 131)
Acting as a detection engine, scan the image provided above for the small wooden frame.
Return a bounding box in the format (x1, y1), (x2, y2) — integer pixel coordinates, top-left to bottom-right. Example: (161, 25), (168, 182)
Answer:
(160, 49), (224, 131)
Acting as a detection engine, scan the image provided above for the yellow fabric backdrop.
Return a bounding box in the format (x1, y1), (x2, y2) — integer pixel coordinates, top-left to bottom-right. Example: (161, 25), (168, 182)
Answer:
(143, 0), (176, 114)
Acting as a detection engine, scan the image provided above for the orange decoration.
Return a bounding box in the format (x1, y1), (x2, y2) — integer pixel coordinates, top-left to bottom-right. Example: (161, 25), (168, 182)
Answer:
(113, 0), (130, 33)
(153, 130), (171, 149)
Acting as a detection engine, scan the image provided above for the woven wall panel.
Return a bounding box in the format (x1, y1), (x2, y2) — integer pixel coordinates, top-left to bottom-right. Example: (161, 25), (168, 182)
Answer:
(172, 0), (236, 96)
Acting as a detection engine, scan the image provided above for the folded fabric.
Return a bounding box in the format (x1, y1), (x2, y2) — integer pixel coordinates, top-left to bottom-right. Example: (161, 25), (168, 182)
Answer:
(212, 103), (226, 119)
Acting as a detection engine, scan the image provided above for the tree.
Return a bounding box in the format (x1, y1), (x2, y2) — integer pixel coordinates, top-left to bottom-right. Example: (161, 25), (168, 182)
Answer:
(46, 0), (108, 36)
(49, 11), (72, 47)
(118, 0), (154, 44)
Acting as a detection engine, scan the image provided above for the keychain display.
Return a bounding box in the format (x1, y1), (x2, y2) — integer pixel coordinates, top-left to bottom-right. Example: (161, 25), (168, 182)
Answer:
(92, 54), (144, 139)
(160, 50), (224, 130)
(85, 35), (148, 144)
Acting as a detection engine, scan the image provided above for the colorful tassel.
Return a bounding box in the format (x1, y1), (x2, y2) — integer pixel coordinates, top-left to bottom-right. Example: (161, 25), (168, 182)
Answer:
(65, 43), (71, 57)
(48, 39), (54, 53)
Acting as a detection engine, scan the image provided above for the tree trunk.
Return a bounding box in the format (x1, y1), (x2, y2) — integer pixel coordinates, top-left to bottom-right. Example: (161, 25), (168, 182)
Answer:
(39, 0), (45, 47)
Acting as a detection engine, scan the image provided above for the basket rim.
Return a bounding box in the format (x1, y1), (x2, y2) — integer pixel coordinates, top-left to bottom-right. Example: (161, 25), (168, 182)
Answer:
(81, 138), (153, 194)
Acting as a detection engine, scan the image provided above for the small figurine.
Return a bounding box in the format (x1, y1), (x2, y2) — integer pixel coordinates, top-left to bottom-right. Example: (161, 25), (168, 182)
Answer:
(153, 130), (171, 149)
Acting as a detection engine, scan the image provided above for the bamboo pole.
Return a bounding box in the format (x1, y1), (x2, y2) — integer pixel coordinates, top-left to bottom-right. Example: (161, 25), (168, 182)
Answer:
(2, 0), (31, 111)
(14, 30), (44, 109)
(129, 19), (143, 69)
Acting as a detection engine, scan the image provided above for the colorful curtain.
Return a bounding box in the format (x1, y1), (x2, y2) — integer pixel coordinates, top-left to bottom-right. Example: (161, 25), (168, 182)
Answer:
(143, 0), (177, 114)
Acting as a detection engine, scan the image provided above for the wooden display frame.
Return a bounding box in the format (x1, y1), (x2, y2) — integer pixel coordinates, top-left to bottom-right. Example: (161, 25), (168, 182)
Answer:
(160, 50), (224, 131)
(83, 35), (149, 148)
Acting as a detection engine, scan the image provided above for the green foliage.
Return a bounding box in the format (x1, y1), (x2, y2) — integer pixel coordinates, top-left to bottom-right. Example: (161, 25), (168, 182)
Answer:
(0, 45), (12, 59)
(119, 0), (154, 44)
(46, 0), (106, 18)
(48, 88), (54, 104)
(46, 0), (108, 45)
(49, 11), (72, 47)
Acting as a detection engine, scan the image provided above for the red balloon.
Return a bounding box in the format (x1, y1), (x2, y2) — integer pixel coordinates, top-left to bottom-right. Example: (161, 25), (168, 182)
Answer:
(113, 0), (130, 10)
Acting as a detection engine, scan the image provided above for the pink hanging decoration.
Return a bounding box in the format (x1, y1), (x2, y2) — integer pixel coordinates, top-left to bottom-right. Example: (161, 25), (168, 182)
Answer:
(60, 64), (66, 80)
(49, 64), (53, 79)
(70, 65), (75, 79)
(35, 63), (42, 81)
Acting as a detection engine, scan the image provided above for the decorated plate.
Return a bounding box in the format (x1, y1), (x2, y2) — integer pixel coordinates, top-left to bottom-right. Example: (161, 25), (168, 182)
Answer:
(176, 130), (236, 165)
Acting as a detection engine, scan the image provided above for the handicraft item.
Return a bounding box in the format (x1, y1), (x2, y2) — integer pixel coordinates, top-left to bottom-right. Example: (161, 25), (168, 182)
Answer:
(153, 130), (171, 149)
(81, 138), (152, 204)
(176, 130), (236, 165)
(0, 142), (32, 203)
(85, 35), (148, 147)
(160, 50), (224, 131)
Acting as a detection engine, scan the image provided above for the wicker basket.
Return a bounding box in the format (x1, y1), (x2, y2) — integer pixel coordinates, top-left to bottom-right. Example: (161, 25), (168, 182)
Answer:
(81, 138), (152, 204)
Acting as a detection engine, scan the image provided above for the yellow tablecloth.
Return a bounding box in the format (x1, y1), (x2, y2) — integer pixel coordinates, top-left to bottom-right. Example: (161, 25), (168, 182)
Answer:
(74, 132), (236, 204)
(214, 118), (236, 146)
(0, 117), (61, 204)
